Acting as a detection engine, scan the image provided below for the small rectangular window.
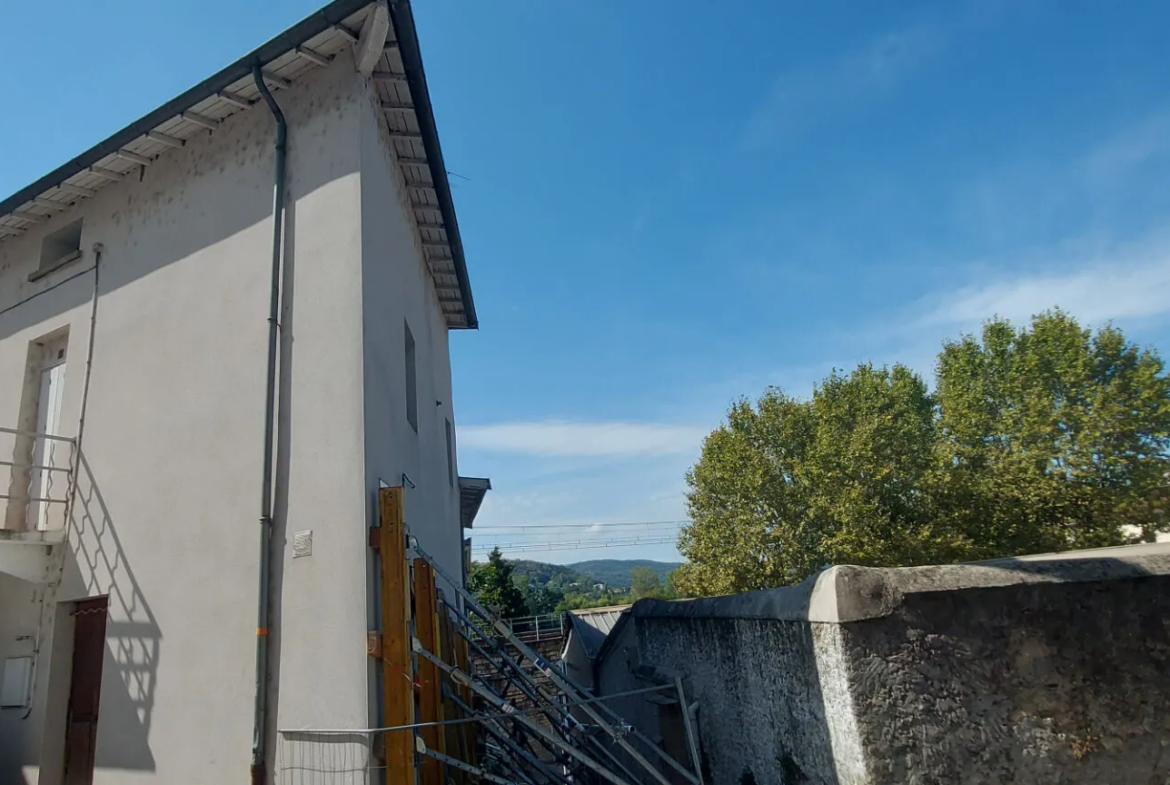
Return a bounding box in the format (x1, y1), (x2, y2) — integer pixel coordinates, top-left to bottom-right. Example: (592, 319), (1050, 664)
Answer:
(446, 418), (455, 487)
(30, 219), (83, 282)
(405, 321), (417, 432)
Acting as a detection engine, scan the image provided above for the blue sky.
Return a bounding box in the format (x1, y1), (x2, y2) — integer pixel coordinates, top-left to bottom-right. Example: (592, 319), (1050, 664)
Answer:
(5, 1), (1170, 564)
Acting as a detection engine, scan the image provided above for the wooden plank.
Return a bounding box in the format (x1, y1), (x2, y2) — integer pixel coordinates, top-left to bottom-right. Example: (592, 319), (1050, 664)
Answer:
(455, 632), (476, 766)
(437, 607), (466, 783)
(413, 558), (444, 785)
(379, 487), (416, 783)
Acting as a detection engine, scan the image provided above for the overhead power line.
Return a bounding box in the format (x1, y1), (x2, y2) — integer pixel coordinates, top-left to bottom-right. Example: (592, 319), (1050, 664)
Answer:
(476, 519), (689, 532)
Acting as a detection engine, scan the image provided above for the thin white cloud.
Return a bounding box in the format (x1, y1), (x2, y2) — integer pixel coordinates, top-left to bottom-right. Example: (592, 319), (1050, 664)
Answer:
(458, 420), (707, 458)
(1083, 113), (1170, 183)
(916, 246), (1170, 332)
(741, 24), (942, 149)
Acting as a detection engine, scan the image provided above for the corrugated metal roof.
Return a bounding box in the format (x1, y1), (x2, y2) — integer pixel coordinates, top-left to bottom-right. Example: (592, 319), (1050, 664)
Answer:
(0, 0), (476, 329)
(568, 605), (630, 659)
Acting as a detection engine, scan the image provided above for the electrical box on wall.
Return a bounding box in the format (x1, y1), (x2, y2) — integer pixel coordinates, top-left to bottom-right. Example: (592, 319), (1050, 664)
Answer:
(1, 656), (32, 708)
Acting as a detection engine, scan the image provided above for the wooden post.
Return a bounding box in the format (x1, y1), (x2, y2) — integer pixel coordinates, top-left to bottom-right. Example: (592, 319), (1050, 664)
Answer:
(436, 602), (466, 783)
(379, 487), (416, 784)
(454, 632), (476, 766)
(413, 558), (444, 785)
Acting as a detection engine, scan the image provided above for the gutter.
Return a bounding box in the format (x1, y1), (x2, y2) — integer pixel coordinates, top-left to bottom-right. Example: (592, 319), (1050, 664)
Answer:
(250, 64), (288, 785)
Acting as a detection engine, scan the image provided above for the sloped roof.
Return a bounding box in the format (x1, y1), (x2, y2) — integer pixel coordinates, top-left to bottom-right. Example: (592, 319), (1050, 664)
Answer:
(0, 0), (476, 328)
(567, 605), (630, 660)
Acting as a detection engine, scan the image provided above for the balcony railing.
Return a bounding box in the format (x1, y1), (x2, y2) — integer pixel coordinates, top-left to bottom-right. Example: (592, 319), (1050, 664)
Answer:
(0, 426), (76, 533)
(471, 612), (567, 645)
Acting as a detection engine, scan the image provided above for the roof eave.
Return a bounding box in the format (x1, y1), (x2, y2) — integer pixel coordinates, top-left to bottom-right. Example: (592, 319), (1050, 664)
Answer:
(0, 0), (368, 219)
(386, 0), (477, 329)
(0, 0), (478, 329)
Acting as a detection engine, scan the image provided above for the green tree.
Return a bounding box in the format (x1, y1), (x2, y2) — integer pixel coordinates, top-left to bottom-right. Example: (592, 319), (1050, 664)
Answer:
(677, 363), (938, 596)
(468, 547), (529, 618)
(934, 311), (1170, 555)
(523, 583), (564, 615)
(676, 311), (1170, 596)
(555, 589), (631, 612)
(663, 569), (682, 599)
(630, 566), (663, 600)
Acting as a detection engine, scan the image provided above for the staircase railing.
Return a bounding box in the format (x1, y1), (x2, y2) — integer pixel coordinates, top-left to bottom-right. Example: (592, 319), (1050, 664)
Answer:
(470, 611), (567, 644)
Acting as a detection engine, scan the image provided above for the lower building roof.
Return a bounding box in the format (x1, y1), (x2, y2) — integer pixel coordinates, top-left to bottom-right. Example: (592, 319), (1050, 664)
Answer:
(458, 476), (491, 529)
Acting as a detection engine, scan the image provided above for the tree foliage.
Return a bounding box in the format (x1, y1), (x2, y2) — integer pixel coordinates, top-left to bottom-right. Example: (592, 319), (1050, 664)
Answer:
(630, 566), (663, 600)
(677, 311), (1170, 596)
(467, 547), (528, 618)
(469, 557), (681, 615)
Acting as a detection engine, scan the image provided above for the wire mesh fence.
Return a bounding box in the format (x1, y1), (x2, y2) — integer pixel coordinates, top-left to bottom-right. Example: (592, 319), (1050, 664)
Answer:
(276, 730), (385, 785)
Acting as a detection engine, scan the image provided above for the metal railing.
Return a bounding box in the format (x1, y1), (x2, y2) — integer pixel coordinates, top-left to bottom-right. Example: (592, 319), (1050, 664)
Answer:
(0, 427), (76, 532)
(488, 612), (567, 644)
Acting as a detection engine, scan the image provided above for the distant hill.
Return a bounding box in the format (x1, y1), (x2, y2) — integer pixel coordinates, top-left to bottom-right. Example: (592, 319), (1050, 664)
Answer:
(508, 560), (594, 591)
(505, 558), (682, 590)
(568, 559), (682, 588)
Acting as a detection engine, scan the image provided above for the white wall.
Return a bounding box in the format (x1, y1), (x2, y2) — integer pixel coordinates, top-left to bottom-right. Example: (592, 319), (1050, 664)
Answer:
(0, 50), (407, 784)
(356, 78), (463, 597)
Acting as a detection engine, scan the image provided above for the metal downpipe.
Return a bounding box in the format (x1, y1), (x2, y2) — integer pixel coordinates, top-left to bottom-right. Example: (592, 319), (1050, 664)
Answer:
(251, 63), (287, 785)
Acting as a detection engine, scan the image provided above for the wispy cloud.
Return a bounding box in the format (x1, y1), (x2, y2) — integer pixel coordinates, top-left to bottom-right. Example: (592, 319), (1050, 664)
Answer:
(914, 236), (1170, 332)
(741, 24), (943, 149)
(1083, 113), (1170, 182)
(459, 420), (708, 458)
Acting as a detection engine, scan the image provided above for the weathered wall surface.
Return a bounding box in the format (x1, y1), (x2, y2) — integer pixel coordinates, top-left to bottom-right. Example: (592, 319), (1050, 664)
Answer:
(844, 572), (1170, 784)
(608, 617), (851, 785)
(600, 547), (1170, 785)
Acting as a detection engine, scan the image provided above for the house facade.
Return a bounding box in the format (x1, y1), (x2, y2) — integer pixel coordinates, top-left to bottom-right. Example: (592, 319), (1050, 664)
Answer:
(0, 1), (484, 782)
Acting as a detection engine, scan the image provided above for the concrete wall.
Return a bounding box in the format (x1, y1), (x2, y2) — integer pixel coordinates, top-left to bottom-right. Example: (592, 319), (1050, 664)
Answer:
(0, 48), (465, 784)
(598, 545), (1170, 785)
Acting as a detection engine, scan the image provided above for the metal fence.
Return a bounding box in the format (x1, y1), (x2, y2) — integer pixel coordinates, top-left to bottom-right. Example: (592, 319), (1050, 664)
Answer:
(0, 426), (76, 531)
(275, 730), (383, 785)
(492, 612), (567, 644)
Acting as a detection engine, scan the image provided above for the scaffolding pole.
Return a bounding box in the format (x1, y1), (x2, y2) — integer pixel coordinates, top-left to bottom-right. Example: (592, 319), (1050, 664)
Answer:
(354, 497), (702, 785)
(411, 537), (691, 785)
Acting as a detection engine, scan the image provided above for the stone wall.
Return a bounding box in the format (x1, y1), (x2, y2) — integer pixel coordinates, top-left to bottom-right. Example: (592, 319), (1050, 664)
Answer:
(596, 544), (1170, 785)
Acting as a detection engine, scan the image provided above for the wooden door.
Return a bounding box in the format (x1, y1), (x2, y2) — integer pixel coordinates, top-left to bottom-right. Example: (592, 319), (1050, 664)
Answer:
(63, 597), (108, 785)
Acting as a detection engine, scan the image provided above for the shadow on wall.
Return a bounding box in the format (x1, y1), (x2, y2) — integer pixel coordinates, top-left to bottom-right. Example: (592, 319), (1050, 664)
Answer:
(63, 451), (159, 772)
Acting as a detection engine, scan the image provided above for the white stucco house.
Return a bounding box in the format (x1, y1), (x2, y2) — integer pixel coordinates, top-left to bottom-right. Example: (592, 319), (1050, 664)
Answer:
(0, 1), (488, 782)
